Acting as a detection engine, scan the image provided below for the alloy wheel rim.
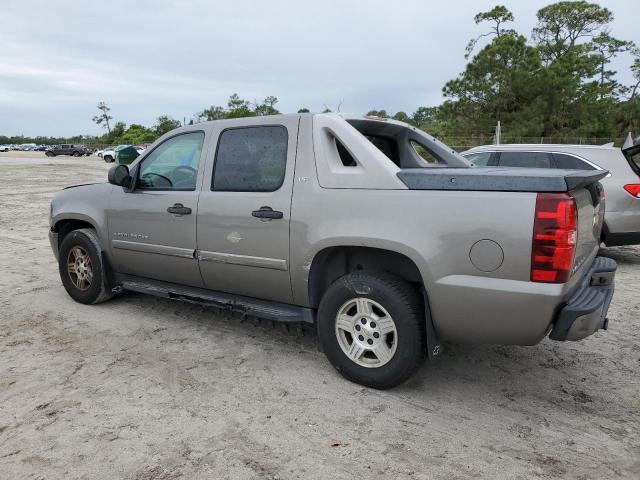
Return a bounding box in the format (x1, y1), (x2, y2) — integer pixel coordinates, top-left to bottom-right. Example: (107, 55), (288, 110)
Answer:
(67, 246), (93, 291)
(335, 297), (397, 368)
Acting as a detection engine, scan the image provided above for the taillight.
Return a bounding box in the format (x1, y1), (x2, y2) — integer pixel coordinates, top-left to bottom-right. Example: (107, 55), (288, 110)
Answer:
(623, 184), (640, 198)
(531, 193), (577, 283)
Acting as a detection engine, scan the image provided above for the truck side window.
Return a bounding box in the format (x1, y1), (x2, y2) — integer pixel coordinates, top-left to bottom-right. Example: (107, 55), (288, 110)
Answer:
(498, 151), (552, 168)
(552, 153), (594, 170)
(137, 132), (204, 190)
(212, 126), (288, 192)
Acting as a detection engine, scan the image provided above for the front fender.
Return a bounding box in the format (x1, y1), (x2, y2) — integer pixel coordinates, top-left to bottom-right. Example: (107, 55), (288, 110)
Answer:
(50, 183), (113, 251)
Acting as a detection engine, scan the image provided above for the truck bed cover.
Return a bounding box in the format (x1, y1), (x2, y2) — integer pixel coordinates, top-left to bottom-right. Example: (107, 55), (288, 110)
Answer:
(397, 168), (608, 192)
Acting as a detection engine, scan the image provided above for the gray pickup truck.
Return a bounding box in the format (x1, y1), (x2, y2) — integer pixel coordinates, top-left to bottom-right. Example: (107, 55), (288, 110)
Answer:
(49, 113), (616, 388)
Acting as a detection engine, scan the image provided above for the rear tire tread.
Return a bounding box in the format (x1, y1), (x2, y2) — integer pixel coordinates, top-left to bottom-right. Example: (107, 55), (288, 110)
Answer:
(318, 271), (426, 389)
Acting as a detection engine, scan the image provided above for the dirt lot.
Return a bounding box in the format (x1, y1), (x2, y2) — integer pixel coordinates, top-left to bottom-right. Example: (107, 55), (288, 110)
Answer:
(0, 151), (639, 479)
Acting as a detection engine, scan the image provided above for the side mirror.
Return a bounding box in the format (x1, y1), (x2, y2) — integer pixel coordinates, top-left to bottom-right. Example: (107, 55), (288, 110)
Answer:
(108, 164), (131, 188)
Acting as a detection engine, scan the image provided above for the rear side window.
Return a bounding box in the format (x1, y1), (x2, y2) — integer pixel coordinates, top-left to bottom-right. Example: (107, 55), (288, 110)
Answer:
(212, 126), (288, 192)
(552, 153), (594, 170)
(464, 151), (492, 166)
(499, 151), (552, 168)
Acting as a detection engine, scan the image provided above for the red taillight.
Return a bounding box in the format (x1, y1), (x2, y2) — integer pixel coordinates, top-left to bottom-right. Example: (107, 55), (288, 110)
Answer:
(623, 184), (640, 198)
(531, 193), (577, 283)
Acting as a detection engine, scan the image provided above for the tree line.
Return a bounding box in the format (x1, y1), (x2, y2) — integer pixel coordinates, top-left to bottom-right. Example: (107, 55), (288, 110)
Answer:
(2, 1), (638, 150)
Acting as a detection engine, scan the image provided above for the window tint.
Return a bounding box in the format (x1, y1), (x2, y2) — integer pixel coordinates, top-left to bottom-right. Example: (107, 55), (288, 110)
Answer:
(212, 126), (287, 192)
(499, 151), (551, 168)
(552, 153), (594, 170)
(464, 151), (492, 166)
(137, 132), (204, 190)
(410, 140), (442, 164)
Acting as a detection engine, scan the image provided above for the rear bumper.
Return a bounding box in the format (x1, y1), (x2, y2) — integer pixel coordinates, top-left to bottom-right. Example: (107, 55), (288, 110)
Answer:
(549, 256), (616, 341)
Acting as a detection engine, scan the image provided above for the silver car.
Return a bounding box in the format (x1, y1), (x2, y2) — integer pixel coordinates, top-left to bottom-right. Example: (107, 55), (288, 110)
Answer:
(463, 144), (640, 246)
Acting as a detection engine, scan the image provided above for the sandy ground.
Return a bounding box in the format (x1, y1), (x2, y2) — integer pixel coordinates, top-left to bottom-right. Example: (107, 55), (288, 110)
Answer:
(0, 151), (639, 479)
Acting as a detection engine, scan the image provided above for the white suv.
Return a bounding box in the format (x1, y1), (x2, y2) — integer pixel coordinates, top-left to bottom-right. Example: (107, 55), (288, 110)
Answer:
(463, 144), (640, 246)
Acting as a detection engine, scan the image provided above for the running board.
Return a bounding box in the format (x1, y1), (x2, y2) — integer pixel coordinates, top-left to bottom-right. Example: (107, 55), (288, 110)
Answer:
(114, 274), (315, 324)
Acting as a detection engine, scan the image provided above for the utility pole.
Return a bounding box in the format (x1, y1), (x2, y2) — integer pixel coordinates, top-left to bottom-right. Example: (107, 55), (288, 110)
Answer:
(494, 121), (501, 145)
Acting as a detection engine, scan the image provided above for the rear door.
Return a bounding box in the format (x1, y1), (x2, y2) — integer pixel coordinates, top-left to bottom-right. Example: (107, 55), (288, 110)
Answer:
(571, 184), (604, 275)
(107, 130), (207, 287)
(196, 118), (299, 303)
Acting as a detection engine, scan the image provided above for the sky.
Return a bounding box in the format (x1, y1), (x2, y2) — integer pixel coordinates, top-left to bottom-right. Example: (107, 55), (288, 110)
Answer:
(0, 0), (638, 137)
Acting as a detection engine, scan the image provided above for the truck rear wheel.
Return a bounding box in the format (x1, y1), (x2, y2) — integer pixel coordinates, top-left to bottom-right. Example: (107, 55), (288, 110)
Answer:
(58, 229), (113, 305)
(317, 271), (426, 389)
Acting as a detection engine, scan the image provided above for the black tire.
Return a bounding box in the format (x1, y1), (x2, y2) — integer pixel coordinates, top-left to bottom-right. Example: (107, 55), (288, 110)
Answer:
(72, 151), (81, 157)
(104, 155), (114, 163)
(317, 271), (426, 389)
(58, 228), (113, 305)
(46, 151), (55, 157)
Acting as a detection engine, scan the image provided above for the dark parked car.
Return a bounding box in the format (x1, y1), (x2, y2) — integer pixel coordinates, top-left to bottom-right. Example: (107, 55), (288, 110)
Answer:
(46, 144), (90, 157)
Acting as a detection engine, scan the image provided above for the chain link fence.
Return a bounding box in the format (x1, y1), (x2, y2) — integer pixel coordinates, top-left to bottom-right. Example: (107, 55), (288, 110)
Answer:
(447, 136), (626, 152)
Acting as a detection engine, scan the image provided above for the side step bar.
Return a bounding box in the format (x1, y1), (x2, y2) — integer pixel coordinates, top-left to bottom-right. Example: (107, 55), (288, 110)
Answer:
(114, 274), (315, 324)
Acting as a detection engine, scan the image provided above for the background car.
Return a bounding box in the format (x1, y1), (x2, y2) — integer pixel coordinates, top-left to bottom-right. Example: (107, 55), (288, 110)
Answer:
(462, 144), (640, 246)
(101, 145), (126, 163)
(45, 144), (90, 157)
(95, 147), (113, 158)
(0, 145), (10, 152)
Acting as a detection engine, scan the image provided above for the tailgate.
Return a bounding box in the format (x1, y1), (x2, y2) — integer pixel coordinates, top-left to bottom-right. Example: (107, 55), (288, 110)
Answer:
(571, 182), (605, 279)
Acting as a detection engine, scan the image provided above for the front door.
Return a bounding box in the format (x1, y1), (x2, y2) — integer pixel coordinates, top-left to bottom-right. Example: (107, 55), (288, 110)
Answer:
(107, 130), (207, 287)
(197, 118), (299, 303)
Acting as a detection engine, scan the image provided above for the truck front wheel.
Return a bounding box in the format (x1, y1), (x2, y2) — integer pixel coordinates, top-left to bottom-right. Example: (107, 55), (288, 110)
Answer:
(58, 229), (113, 305)
(317, 271), (426, 389)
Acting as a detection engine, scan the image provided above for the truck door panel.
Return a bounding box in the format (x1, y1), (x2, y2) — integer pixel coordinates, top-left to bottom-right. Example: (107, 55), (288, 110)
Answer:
(107, 131), (207, 287)
(196, 119), (299, 303)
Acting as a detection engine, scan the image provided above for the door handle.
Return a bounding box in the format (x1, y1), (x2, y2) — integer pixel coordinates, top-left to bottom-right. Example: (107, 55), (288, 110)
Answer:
(252, 206), (283, 220)
(167, 203), (192, 215)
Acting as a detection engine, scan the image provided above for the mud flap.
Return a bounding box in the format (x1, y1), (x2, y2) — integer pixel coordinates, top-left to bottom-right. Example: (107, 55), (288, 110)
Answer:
(422, 290), (443, 360)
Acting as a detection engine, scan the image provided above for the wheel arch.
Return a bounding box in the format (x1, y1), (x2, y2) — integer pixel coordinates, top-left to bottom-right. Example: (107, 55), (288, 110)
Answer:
(52, 217), (98, 249)
(307, 245), (424, 308)
(306, 244), (441, 359)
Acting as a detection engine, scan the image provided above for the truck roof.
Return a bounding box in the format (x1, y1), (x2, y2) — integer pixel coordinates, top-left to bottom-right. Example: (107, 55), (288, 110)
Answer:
(466, 144), (619, 152)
